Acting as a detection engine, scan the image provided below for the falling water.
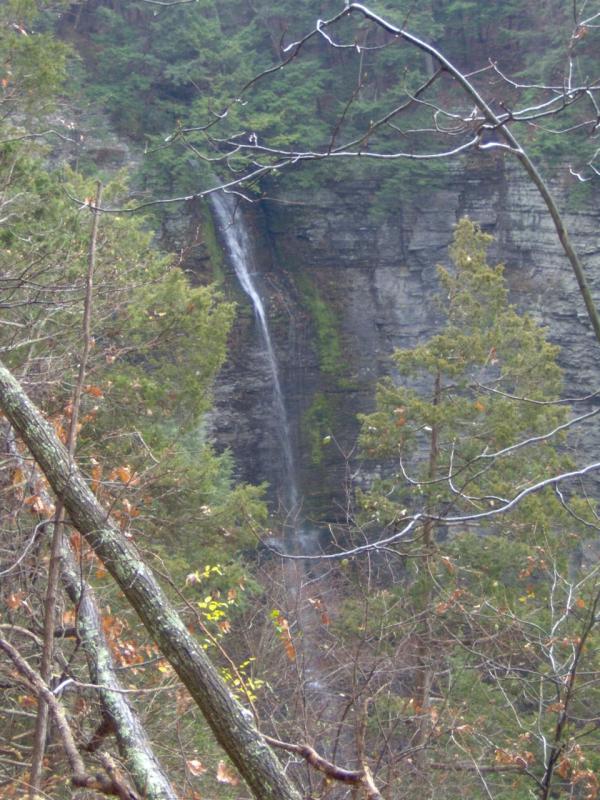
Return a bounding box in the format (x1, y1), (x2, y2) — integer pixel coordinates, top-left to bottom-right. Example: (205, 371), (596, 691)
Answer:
(210, 192), (299, 514)
(211, 193), (334, 723)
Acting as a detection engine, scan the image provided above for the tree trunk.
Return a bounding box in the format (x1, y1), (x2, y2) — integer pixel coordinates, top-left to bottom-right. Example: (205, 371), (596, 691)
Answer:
(0, 361), (301, 800)
(61, 547), (178, 800)
(5, 423), (177, 799)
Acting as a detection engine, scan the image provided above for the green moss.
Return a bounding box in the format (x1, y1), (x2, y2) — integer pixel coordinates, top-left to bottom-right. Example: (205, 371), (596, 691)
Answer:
(295, 272), (344, 377)
(301, 392), (335, 465)
(201, 204), (226, 283)
(566, 177), (597, 212)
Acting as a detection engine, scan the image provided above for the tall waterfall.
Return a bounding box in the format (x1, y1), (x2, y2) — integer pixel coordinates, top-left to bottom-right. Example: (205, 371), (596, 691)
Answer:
(211, 193), (331, 715)
(210, 192), (299, 514)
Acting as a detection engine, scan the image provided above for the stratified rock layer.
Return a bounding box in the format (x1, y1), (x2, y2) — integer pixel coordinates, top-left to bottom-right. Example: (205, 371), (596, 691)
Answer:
(207, 156), (600, 518)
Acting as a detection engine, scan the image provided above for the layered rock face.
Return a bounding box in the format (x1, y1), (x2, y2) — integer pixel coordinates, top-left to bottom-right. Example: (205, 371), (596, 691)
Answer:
(207, 156), (600, 519)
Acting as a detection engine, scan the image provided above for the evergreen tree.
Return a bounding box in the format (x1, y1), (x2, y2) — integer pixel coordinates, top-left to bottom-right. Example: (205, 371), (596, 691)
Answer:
(345, 219), (600, 799)
(0, 6), (271, 795)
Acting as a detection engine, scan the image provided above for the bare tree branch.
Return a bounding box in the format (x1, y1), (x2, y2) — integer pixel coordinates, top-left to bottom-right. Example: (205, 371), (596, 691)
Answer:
(0, 637), (139, 800)
(0, 360), (302, 800)
(264, 735), (383, 799)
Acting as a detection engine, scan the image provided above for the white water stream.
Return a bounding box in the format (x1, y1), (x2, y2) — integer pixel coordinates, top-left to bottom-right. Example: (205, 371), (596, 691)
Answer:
(210, 192), (299, 513)
(211, 192), (342, 752)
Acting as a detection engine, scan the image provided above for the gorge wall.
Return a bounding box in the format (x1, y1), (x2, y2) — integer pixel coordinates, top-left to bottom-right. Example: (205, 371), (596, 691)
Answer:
(201, 156), (600, 520)
(55, 1), (600, 525)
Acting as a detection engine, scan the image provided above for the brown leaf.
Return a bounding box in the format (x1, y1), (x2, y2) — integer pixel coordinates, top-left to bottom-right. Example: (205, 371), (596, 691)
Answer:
(116, 465), (132, 483)
(52, 418), (67, 444)
(11, 467), (24, 485)
(7, 591), (25, 610)
(24, 494), (54, 515)
(90, 463), (102, 493)
(18, 695), (37, 708)
(62, 610), (76, 627)
(557, 758), (572, 779)
(186, 759), (207, 777)
(278, 618), (296, 661)
(122, 498), (140, 517)
(440, 555), (456, 574)
(70, 531), (83, 556)
(216, 761), (239, 786)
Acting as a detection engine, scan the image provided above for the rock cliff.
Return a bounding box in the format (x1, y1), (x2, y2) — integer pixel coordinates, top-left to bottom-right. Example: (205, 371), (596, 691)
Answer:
(203, 154), (600, 520)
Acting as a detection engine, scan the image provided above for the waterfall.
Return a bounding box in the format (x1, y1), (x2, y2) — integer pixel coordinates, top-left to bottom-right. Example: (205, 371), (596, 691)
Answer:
(211, 193), (334, 721)
(210, 192), (299, 514)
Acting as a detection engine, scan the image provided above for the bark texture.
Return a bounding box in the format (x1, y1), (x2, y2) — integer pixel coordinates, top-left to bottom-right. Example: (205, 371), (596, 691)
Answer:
(4, 426), (177, 800)
(0, 361), (301, 800)
(62, 550), (178, 800)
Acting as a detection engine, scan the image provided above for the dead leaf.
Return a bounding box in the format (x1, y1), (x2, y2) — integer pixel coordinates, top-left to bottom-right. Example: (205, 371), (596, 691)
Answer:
(24, 494), (54, 515)
(116, 465), (132, 483)
(186, 759), (207, 777)
(7, 591), (26, 610)
(440, 555), (456, 574)
(557, 758), (572, 779)
(216, 760), (239, 786)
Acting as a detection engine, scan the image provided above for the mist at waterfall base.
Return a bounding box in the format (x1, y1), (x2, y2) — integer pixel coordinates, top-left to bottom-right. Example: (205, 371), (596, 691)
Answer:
(210, 192), (322, 555)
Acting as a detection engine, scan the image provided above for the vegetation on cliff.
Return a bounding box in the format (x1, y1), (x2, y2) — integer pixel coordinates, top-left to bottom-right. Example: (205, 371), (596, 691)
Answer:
(353, 220), (599, 796)
(0, 3), (599, 800)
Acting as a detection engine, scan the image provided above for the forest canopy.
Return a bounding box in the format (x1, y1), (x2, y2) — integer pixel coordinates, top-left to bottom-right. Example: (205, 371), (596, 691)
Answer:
(0, 2), (599, 800)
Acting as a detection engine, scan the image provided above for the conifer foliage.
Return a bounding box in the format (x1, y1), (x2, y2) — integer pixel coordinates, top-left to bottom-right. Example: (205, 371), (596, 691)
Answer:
(351, 220), (600, 799)
(0, 4), (599, 800)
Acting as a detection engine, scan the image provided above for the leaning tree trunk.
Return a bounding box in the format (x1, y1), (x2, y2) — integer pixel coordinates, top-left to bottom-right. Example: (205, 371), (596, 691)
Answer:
(61, 548), (178, 800)
(0, 361), (302, 800)
(4, 427), (178, 800)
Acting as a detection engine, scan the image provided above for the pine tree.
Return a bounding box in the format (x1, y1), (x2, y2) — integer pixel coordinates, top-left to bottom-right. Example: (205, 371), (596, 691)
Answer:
(346, 219), (600, 798)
